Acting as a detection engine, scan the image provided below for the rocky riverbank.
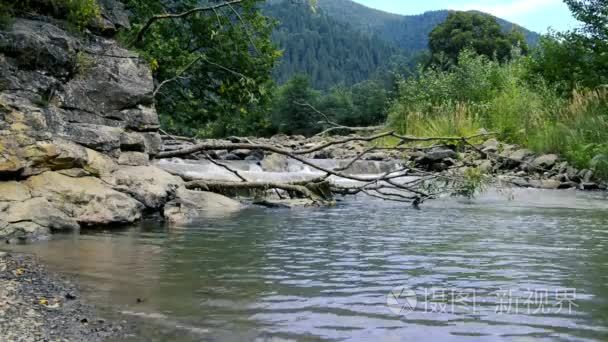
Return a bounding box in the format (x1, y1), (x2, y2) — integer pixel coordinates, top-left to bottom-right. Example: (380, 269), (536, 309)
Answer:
(161, 134), (608, 192)
(0, 251), (128, 341)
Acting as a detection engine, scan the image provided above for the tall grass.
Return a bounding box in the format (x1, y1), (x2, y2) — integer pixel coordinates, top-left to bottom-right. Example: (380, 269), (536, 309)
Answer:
(388, 50), (608, 178)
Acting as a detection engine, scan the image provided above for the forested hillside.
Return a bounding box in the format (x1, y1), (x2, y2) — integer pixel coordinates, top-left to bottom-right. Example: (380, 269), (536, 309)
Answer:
(264, 1), (402, 89)
(317, 0), (540, 51)
(264, 0), (540, 89)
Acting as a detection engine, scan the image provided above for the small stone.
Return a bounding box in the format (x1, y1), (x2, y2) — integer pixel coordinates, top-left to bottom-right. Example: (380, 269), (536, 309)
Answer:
(221, 153), (241, 161)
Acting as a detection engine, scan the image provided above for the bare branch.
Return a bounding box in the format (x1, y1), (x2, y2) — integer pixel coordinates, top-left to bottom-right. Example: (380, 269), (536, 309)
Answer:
(294, 101), (384, 136)
(202, 154), (248, 182)
(133, 0), (246, 45)
(153, 56), (203, 98)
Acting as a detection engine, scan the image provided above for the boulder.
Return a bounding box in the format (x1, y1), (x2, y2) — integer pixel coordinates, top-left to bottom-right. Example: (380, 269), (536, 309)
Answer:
(530, 154), (559, 170)
(482, 139), (499, 153)
(509, 149), (534, 163)
(25, 172), (142, 225)
(110, 166), (183, 209)
(92, 0), (131, 34)
(163, 187), (242, 225)
(5, 197), (79, 232)
(1, 197), (80, 241)
(417, 148), (458, 164)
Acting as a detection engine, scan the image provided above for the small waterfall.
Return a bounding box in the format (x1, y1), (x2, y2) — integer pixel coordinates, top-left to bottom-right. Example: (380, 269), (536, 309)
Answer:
(156, 157), (405, 185)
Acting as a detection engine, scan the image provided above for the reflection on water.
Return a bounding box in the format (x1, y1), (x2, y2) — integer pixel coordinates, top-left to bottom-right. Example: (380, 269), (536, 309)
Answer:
(3, 189), (608, 341)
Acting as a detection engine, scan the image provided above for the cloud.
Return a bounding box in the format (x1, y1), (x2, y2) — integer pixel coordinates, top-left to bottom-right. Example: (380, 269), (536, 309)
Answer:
(450, 0), (556, 17)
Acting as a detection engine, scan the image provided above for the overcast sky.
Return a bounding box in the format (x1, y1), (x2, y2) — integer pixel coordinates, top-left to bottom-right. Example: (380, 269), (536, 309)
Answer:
(351, 0), (579, 33)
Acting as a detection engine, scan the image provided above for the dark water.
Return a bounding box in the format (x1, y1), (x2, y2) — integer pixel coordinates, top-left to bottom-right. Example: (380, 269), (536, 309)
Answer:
(4, 188), (608, 341)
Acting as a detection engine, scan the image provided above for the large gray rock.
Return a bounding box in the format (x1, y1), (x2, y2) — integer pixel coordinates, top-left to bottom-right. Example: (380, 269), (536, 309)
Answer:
(93, 0), (131, 34)
(164, 187), (242, 225)
(419, 148), (458, 163)
(530, 154), (559, 170)
(25, 172), (142, 225)
(111, 166), (183, 209)
(1, 197), (79, 241)
(509, 149), (534, 163)
(482, 139), (500, 153)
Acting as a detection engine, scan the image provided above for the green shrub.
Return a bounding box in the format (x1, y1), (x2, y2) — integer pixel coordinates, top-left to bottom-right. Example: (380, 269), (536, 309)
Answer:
(388, 49), (608, 179)
(63, 0), (100, 30)
(0, 1), (14, 29)
(75, 51), (94, 75)
(0, 0), (100, 30)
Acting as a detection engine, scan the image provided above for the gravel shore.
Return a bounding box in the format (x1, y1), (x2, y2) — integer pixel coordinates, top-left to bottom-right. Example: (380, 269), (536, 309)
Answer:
(0, 251), (126, 341)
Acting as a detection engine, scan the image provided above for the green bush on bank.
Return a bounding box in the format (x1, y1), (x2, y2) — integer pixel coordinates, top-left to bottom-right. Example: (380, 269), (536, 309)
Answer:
(388, 50), (608, 178)
(0, 0), (100, 30)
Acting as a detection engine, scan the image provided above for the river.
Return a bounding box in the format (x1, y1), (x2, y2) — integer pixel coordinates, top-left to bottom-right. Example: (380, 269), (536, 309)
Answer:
(3, 185), (608, 341)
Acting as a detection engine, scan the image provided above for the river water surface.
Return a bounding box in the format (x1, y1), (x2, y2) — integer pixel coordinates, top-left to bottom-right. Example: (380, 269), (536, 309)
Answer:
(4, 188), (608, 341)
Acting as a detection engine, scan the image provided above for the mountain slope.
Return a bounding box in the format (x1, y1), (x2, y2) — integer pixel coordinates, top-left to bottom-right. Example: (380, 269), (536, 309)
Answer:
(265, 1), (402, 89)
(318, 0), (540, 52)
(263, 0), (541, 89)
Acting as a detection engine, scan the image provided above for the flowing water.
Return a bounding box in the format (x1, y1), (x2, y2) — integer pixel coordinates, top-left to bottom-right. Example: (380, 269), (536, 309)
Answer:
(3, 161), (608, 341)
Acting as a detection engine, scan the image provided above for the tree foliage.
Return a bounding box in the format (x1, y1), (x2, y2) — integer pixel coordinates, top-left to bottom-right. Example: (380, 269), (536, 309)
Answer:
(429, 11), (528, 66)
(122, 0), (281, 137)
(270, 75), (390, 136)
(530, 0), (607, 92)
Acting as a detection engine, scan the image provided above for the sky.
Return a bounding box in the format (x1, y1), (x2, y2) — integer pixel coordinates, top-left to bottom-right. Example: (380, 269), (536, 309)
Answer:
(351, 0), (579, 33)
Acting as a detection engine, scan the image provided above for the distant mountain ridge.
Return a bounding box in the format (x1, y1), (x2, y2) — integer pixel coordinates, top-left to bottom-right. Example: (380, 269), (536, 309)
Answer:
(263, 0), (541, 89)
(317, 0), (540, 52)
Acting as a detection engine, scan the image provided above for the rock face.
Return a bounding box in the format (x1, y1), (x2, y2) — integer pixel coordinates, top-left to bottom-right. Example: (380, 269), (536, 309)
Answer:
(0, 17), (161, 169)
(0, 5), (243, 241)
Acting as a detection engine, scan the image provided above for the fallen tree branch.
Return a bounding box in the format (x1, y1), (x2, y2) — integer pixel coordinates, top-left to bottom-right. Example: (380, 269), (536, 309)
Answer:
(185, 180), (332, 204)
